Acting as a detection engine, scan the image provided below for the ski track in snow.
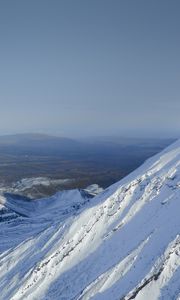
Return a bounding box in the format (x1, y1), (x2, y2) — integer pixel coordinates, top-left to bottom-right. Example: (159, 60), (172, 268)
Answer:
(0, 139), (179, 300)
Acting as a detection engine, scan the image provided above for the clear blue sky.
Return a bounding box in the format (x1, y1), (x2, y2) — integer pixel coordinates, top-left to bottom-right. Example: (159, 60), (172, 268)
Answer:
(0, 0), (179, 138)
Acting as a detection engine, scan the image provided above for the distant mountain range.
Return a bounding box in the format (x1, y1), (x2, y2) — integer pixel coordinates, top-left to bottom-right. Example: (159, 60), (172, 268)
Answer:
(0, 133), (83, 156)
(0, 133), (175, 156)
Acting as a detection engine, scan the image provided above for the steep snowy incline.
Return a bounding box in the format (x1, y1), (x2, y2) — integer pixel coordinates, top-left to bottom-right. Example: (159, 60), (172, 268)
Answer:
(0, 139), (180, 300)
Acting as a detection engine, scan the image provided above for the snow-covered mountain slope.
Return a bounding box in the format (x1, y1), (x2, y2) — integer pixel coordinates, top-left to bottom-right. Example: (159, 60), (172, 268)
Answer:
(0, 139), (180, 300)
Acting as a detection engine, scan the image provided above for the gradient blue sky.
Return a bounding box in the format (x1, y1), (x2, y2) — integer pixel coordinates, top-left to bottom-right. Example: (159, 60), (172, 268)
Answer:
(0, 0), (179, 138)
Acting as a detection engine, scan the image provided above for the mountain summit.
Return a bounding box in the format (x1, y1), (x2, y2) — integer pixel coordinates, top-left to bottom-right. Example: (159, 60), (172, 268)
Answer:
(0, 139), (180, 300)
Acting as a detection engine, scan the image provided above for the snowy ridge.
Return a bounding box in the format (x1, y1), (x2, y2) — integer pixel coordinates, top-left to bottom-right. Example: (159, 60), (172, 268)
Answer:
(0, 139), (180, 300)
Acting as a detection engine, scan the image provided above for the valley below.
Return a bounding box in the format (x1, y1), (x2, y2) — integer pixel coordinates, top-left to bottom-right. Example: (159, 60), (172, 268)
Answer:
(0, 134), (173, 198)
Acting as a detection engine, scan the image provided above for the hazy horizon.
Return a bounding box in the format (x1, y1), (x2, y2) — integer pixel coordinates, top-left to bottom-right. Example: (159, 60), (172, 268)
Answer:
(0, 131), (178, 140)
(0, 0), (179, 138)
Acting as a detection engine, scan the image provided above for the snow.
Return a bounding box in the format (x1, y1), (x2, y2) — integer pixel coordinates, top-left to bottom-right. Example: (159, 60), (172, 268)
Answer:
(12, 177), (73, 191)
(84, 184), (104, 196)
(0, 139), (179, 300)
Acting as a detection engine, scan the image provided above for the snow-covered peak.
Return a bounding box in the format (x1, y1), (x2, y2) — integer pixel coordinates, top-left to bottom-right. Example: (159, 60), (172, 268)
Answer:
(0, 139), (180, 300)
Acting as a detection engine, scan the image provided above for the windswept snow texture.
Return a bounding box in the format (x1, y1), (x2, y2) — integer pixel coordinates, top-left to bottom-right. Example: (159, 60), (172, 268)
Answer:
(0, 139), (180, 300)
